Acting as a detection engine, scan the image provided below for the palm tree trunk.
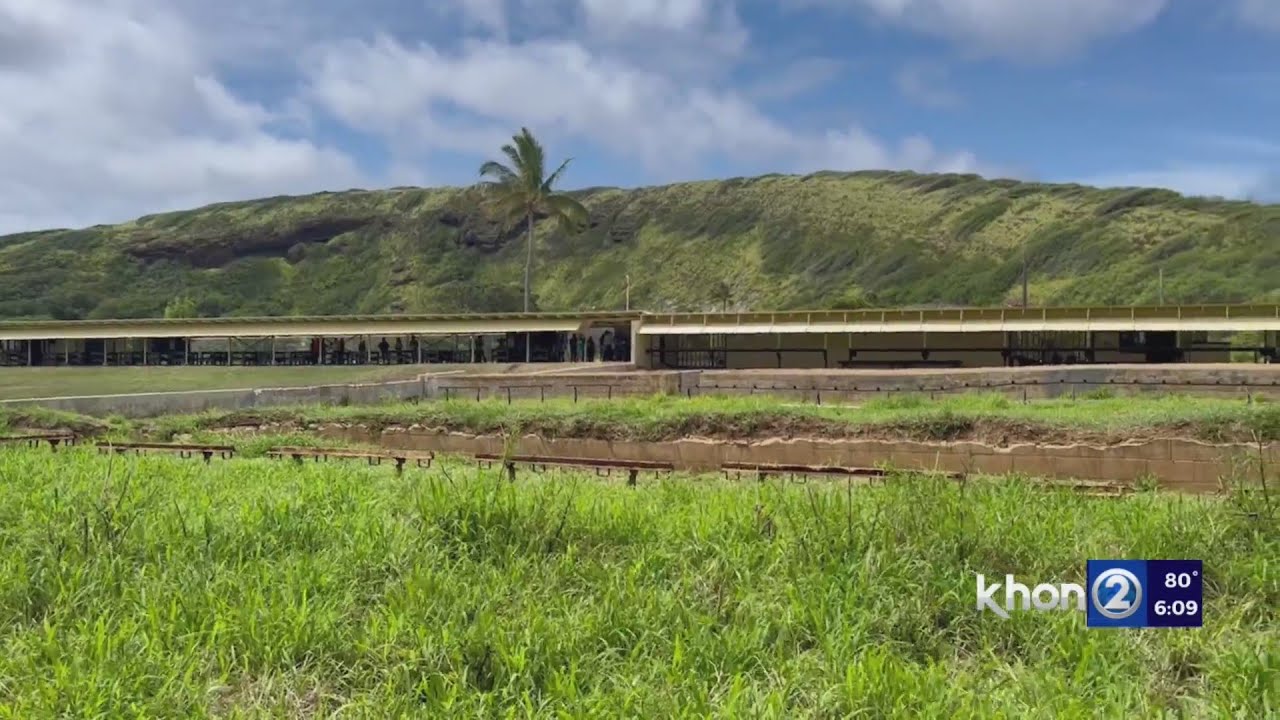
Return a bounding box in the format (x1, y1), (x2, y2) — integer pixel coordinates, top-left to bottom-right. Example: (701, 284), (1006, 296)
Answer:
(524, 210), (533, 313)
(524, 210), (533, 363)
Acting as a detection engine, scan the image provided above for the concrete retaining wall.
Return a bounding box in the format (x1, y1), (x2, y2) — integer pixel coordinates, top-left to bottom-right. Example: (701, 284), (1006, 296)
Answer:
(426, 371), (684, 401)
(685, 364), (1280, 401)
(369, 428), (1277, 493)
(0, 378), (425, 418)
(4, 364), (1278, 418)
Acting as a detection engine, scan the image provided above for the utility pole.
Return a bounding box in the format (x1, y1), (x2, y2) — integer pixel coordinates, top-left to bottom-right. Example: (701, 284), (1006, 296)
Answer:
(625, 274), (631, 311)
(1021, 250), (1029, 308)
(1158, 267), (1164, 305)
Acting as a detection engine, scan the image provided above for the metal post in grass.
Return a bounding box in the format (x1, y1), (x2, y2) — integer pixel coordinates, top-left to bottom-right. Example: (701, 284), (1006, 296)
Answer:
(507, 387), (512, 404)
(573, 386), (578, 403)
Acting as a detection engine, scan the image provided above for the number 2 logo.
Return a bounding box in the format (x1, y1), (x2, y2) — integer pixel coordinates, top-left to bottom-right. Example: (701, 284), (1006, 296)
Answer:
(1092, 568), (1142, 620)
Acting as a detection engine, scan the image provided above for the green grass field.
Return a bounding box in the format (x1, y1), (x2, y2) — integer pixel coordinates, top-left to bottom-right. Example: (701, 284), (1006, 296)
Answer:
(113, 392), (1280, 445)
(4, 391), (1280, 445)
(0, 448), (1273, 717)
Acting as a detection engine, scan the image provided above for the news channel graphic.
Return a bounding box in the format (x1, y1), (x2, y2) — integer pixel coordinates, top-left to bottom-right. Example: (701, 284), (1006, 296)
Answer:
(974, 559), (1203, 628)
(1087, 559), (1202, 629)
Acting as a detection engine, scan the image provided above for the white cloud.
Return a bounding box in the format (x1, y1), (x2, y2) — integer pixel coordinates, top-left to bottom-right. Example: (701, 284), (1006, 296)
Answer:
(430, 0), (510, 37)
(1082, 166), (1280, 201)
(746, 57), (846, 101)
(895, 60), (963, 108)
(305, 33), (980, 181)
(797, 0), (1167, 61)
(0, 0), (364, 233)
(0, 0), (993, 234)
(1189, 132), (1280, 157)
(1237, 0), (1280, 31)
(579, 0), (719, 33)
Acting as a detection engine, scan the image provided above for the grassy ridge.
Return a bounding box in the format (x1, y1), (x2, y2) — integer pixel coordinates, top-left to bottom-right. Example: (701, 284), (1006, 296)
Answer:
(1, 171), (1277, 320)
(0, 448), (1273, 716)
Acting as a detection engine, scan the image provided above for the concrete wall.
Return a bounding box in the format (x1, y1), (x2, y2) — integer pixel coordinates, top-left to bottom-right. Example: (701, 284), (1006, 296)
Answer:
(426, 371), (685, 402)
(4, 364), (1277, 417)
(686, 364), (1280, 401)
(0, 378), (425, 418)
(371, 428), (1278, 494)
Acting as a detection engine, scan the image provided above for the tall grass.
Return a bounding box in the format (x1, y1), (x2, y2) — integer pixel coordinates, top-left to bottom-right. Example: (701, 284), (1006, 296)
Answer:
(0, 448), (1273, 717)
(119, 392), (1280, 444)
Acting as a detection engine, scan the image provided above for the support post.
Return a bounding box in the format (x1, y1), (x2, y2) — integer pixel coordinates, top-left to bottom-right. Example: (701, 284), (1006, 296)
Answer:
(26, 341), (31, 367)
(526, 332), (532, 363)
(271, 336), (276, 366)
(64, 343), (69, 366)
(103, 339), (109, 366)
(470, 335), (475, 363)
(142, 340), (147, 366)
(227, 337), (233, 366)
(183, 338), (189, 366)
(416, 335), (422, 364)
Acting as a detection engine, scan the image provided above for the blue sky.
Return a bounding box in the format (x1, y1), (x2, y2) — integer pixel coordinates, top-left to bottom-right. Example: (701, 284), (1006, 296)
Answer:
(2, 0), (1279, 233)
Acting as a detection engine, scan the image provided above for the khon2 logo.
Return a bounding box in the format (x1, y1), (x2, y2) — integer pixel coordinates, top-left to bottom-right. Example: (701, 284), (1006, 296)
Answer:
(976, 559), (1202, 628)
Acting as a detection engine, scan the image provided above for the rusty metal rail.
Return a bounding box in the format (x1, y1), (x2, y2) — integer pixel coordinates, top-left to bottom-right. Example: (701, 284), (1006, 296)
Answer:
(721, 461), (964, 481)
(473, 452), (675, 485)
(95, 441), (235, 463)
(0, 432), (77, 450)
(44, 439), (1139, 496)
(265, 446), (435, 475)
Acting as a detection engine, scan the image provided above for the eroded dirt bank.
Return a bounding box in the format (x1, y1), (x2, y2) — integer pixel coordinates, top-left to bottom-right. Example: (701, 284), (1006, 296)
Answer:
(173, 412), (1276, 447)
(179, 420), (1278, 494)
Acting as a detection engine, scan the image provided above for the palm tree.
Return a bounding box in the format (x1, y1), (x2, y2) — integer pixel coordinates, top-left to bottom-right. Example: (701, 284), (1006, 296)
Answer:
(478, 127), (588, 313)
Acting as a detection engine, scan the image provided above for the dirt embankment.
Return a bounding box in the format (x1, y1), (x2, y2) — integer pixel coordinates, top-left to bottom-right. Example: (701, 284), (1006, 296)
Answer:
(141, 411), (1276, 448)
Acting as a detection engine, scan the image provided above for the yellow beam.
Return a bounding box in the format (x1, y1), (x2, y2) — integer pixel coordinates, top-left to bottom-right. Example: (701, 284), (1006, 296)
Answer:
(0, 318), (589, 341)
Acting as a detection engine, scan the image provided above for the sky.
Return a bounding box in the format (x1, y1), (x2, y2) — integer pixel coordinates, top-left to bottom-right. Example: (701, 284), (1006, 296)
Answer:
(1, 0), (1278, 234)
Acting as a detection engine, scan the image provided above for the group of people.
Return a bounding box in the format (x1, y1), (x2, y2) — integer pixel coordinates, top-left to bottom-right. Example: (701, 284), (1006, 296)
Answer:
(567, 330), (628, 362)
(304, 331), (629, 365)
(312, 336), (420, 365)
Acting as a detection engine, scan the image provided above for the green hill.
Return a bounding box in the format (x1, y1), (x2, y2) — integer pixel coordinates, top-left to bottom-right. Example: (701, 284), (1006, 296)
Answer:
(1, 170), (1277, 320)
